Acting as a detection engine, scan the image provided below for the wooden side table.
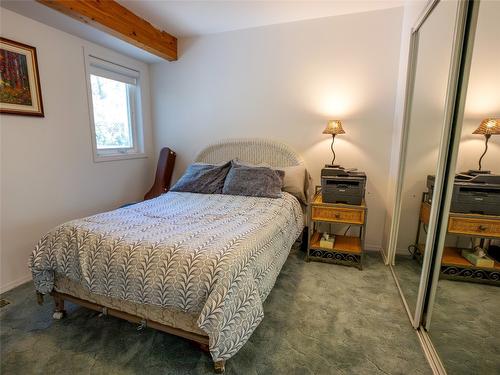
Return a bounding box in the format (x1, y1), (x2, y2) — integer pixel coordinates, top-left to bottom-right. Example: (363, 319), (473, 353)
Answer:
(413, 194), (500, 285)
(306, 188), (367, 269)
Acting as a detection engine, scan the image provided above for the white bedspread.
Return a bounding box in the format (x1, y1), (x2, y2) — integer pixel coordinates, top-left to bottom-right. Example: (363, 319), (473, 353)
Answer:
(30, 191), (303, 361)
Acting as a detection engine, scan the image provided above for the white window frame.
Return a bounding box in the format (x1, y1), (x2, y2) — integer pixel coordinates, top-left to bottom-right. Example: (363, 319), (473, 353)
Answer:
(84, 51), (146, 162)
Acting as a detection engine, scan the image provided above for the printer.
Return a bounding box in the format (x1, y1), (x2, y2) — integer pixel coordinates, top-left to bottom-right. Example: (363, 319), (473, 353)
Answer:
(321, 166), (366, 205)
(426, 171), (500, 216)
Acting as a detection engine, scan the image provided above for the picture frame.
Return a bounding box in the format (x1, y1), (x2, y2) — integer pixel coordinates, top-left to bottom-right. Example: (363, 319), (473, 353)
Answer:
(0, 37), (44, 117)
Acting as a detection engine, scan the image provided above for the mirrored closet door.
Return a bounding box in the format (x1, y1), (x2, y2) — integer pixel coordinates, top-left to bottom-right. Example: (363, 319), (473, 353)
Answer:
(390, 0), (499, 373)
(389, 0), (466, 326)
(423, 0), (500, 373)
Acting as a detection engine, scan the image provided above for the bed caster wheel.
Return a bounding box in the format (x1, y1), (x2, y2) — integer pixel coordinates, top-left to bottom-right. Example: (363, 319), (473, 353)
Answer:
(214, 360), (225, 373)
(53, 311), (65, 320)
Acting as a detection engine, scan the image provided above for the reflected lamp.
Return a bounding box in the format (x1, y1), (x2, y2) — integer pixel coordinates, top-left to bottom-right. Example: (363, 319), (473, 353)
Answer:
(473, 118), (500, 171)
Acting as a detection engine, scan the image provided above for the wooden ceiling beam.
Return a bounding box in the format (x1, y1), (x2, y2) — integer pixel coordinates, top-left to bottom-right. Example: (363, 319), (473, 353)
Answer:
(37, 0), (177, 61)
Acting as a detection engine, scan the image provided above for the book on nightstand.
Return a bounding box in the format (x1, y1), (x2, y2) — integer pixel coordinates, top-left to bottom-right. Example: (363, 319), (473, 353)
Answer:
(461, 249), (495, 268)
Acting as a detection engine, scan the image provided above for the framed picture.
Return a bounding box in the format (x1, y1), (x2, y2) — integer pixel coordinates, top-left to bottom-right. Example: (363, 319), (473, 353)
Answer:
(0, 37), (44, 117)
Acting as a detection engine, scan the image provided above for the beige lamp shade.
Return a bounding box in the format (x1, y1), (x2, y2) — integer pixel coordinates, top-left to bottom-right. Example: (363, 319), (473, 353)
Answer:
(473, 118), (500, 135)
(322, 120), (345, 135)
(473, 118), (500, 171)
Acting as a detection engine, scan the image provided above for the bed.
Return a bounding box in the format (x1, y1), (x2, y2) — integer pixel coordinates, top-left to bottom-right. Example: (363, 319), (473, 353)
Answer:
(30, 138), (307, 373)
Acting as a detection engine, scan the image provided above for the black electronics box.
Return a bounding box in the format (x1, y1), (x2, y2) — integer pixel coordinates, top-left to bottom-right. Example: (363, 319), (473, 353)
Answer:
(321, 167), (366, 205)
(426, 172), (500, 215)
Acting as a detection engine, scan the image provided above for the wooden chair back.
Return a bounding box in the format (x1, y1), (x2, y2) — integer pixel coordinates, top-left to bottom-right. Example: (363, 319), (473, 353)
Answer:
(144, 147), (176, 200)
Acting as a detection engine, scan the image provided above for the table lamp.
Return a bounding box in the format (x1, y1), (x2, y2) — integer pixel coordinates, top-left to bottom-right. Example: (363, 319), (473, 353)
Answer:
(323, 120), (345, 167)
(472, 118), (500, 172)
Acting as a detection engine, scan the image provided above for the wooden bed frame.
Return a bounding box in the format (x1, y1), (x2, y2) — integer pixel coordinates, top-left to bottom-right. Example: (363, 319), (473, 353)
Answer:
(37, 138), (307, 374)
(44, 291), (226, 373)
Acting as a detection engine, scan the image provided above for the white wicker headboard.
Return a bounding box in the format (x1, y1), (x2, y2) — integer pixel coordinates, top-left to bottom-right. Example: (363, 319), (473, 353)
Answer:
(195, 138), (304, 167)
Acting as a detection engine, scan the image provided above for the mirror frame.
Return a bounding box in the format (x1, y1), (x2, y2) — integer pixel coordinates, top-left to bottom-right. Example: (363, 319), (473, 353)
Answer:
(423, 0), (480, 330)
(387, 0), (473, 328)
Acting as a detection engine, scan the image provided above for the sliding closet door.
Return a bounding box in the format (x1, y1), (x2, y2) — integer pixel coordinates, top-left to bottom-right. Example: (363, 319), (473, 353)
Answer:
(422, 1), (500, 373)
(388, 0), (470, 327)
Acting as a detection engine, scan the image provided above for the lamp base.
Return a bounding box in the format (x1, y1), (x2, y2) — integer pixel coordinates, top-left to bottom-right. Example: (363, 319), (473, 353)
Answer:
(466, 169), (491, 176)
(324, 164), (344, 169)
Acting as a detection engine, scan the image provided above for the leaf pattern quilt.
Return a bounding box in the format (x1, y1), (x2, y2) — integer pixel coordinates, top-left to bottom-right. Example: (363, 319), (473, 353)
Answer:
(29, 191), (303, 361)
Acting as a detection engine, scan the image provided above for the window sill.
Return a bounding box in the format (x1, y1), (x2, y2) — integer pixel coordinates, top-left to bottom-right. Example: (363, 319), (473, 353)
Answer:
(93, 152), (148, 163)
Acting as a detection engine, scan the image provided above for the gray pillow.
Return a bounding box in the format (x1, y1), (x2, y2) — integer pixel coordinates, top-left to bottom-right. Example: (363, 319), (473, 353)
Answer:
(231, 159), (285, 185)
(233, 160), (308, 204)
(222, 164), (284, 198)
(171, 161), (231, 194)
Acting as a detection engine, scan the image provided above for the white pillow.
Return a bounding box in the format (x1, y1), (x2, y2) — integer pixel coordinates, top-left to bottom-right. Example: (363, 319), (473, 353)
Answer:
(281, 165), (308, 204)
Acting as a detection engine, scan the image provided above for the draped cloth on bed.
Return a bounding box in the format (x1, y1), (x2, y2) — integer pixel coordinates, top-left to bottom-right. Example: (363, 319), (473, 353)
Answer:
(29, 191), (303, 361)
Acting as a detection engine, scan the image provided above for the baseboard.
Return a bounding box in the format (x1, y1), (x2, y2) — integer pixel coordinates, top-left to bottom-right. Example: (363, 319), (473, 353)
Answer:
(364, 244), (382, 252)
(396, 247), (413, 255)
(0, 273), (32, 294)
(365, 244), (391, 265)
(379, 247), (388, 264)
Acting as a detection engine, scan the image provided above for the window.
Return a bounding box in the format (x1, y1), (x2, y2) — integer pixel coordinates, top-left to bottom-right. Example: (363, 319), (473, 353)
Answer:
(90, 75), (133, 150)
(85, 54), (144, 161)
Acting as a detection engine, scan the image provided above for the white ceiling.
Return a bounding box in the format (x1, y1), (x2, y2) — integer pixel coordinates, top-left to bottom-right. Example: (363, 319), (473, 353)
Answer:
(1, 0), (161, 62)
(120, 0), (404, 37)
(1, 0), (404, 63)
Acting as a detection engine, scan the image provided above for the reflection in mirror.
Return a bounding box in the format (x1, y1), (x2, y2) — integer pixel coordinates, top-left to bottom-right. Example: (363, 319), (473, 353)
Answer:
(392, 0), (459, 316)
(427, 1), (500, 373)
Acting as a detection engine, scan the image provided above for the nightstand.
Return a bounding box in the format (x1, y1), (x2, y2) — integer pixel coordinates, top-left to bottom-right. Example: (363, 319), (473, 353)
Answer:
(306, 187), (367, 269)
(413, 194), (500, 285)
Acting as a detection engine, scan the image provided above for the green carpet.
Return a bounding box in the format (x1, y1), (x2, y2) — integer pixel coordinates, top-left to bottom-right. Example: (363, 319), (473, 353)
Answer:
(429, 279), (500, 375)
(1, 247), (431, 374)
(393, 254), (422, 315)
(394, 255), (500, 375)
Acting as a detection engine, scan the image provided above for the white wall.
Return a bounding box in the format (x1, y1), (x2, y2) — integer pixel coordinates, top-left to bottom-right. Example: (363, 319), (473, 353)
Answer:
(456, 0), (500, 173)
(151, 8), (403, 251)
(0, 9), (155, 292)
(394, 0), (459, 254)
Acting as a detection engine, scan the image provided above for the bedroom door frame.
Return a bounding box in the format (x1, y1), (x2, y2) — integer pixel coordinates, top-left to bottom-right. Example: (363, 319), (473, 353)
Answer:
(387, 0), (474, 329)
